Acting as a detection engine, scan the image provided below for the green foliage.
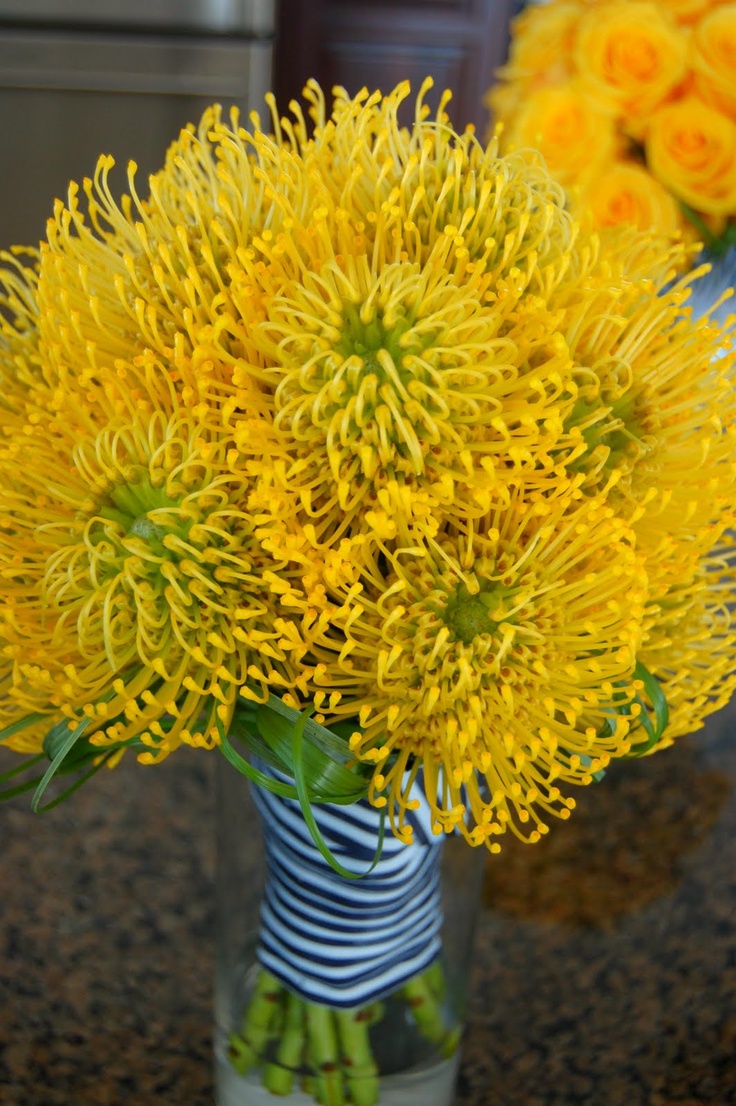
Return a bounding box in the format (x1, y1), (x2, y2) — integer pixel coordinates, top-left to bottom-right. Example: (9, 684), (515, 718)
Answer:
(605, 660), (670, 758)
(220, 696), (386, 879)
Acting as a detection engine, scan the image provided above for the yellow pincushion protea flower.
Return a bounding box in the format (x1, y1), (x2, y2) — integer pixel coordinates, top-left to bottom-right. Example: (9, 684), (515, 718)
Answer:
(305, 491), (646, 849)
(554, 238), (736, 554)
(220, 81), (587, 538)
(233, 220), (580, 540)
(639, 536), (736, 744)
(0, 79), (735, 853)
(0, 330), (314, 762)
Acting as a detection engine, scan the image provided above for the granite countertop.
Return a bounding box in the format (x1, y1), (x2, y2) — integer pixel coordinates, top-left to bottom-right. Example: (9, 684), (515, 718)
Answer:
(1, 699), (735, 1106)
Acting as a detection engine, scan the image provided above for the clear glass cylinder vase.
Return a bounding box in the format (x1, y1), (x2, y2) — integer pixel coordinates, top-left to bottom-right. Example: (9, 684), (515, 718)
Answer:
(214, 756), (486, 1106)
(688, 242), (736, 327)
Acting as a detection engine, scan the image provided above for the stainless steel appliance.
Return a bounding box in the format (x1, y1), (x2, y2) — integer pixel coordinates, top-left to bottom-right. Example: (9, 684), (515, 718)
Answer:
(0, 0), (275, 249)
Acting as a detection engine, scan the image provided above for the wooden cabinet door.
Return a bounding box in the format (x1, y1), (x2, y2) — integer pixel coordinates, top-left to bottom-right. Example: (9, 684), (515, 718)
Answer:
(274, 0), (514, 135)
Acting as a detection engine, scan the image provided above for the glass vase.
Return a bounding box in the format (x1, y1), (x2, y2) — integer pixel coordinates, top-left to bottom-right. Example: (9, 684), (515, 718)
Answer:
(688, 242), (736, 329)
(214, 756), (486, 1106)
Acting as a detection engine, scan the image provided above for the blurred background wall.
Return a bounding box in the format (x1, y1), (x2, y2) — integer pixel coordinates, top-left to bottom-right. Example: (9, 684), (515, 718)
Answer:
(0, 0), (515, 252)
(0, 0), (275, 249)
(273, 0), (515, 136)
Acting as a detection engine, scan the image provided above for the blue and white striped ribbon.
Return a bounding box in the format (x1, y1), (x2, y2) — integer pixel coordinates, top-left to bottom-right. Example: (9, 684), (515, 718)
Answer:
(251, 767), (444, 1008)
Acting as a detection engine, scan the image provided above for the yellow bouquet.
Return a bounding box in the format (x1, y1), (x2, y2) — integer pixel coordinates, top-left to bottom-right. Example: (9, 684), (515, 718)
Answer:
(488, 0), (736, 250)
(1, 79), (735, 1105)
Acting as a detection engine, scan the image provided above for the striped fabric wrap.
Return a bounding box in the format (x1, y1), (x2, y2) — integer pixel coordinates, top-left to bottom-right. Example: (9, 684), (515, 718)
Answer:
(251, 767), (445, 1009)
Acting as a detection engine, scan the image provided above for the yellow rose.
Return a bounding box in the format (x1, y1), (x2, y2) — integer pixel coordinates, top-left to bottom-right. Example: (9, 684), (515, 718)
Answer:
(580, 160), (683, 234)
(574, 2), (689, 122)
(485, 81), (527, 138)
(505, 1), (584, 79)
(506, 82), (618, 190)
(692, 4), (736, 118)
(646, 95), (736, 215)
(489, 0), (585, 133)
(658, 0), (726, 25)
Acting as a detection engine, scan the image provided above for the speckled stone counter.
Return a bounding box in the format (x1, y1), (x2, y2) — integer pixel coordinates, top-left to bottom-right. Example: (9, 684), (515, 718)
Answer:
(2, 699), (735, 1106)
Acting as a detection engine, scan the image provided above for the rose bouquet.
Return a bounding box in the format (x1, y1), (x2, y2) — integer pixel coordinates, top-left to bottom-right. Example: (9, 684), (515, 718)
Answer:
(487, 0), (736, 253)
(1, 78), (736, 1105)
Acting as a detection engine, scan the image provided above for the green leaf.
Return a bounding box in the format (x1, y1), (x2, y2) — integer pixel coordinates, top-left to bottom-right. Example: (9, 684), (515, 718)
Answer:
(217, 719), (302, 800)
(621, 661), (669, 759)
(264, 693), (357, 761)
(0, 751), (45, 783)
(220, 708), (386, 879)
(0, 712), (49, 743)
(227, 714), (299, 778)
(33, 715), (93, 813)
(34, 751), (118, 812)
(291, 707), (386, 880)
(0, 751), (45, 803)
(225, 712), (367, 806)
(254, 706), (368, 805)
(0, 773), (46, 802)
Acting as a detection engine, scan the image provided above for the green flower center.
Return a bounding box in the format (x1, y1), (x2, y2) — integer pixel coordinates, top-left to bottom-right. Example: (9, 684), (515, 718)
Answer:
(128, 514), (168, 545)
(337, 303), (419, 379)
(571, 391), (649, 476)
(443, 583), (516, 645)
(96, 475), (182, 554)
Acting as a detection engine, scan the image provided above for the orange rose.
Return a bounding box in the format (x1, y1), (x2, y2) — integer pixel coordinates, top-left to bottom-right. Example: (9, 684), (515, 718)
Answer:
(574, 2), (689, 122)
(581, 160), (683, 233)
(646, 95), (736, 215)
(506, 82), (618, 190)
(692, 4), (736, 118)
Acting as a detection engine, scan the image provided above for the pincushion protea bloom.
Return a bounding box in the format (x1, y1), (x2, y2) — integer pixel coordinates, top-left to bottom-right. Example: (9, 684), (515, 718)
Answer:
(305, 492), (646, 850)
(0, 341), (317, 765)
(0, 77), (735, 853)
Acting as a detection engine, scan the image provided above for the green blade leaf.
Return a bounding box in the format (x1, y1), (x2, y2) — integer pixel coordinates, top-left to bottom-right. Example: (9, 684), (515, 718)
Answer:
(47, 734), (125, 776)
(264, 693), (357, 760)
(32, 715), (93, 813)
(0, 773), (46, 802)
(228, 713), (367, 806)
(34, 751), (117, 812)
(291, 707), (386, 881)
(254, 706), (368, 805)
(217, 719), (302, 800)
(227, 714), (300, 779)
(0, 751), (45, 783)
(0, 712), (49, 742)
(221, 709), (386, 877)
(623, 661), (669, 758)
(0, 751), (46, 803)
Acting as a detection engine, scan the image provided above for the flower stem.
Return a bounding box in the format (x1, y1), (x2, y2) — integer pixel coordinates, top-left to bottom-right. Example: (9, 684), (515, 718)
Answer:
(401, 969), (449, 1048)
(335, 1007), (380, 1106)
(229, 968), (283, 1075)
(301, 1036), (318, 1098)
(424, 957), (446, 1001)
(305, 1003), (345, 1106)
(230, 962), (458, 1101)
(262, 990), (305, 1095)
